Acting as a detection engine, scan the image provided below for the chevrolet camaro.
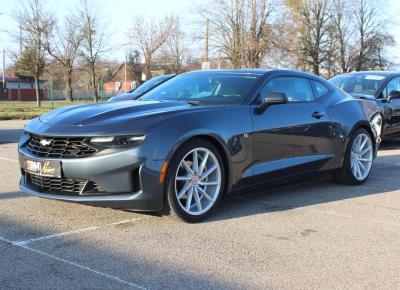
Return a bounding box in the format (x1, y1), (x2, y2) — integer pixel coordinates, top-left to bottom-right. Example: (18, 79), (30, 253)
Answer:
(330, 71), (400, 140)
(19, 70), (383, 222)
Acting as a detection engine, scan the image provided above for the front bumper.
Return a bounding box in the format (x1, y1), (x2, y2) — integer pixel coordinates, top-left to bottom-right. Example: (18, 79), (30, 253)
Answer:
(18, 145), (165, 211)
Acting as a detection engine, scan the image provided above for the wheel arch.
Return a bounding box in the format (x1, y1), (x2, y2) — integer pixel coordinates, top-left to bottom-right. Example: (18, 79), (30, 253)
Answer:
(164, 133), (232, 194)
(346, 121), (377, 155)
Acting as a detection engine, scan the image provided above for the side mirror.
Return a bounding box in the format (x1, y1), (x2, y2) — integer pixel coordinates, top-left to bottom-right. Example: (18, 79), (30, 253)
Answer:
(388, 90), (400, 102)
(258, 92), (288, 112)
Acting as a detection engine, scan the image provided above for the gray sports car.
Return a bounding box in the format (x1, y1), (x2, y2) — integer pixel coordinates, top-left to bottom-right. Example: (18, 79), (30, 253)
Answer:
(18, 70), (383, 222)
(330, 71), (400, 139)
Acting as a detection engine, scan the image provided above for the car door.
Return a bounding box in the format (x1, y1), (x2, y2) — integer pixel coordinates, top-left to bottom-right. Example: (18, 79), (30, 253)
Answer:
(250, 76), (335, 179)
(379, 76), (400, 136)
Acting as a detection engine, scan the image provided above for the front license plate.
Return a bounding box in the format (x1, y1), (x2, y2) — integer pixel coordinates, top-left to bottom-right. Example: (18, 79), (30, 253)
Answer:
(24, 159), (61, 178)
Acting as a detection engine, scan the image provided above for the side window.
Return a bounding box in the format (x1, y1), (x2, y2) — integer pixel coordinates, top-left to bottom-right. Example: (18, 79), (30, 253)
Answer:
(385, 77), (400, 98)
(260, 77), (314, 102)
(311, 80), (329, 98)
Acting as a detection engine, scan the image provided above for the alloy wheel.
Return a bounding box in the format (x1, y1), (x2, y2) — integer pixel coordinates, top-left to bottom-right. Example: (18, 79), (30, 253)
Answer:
(175, 147), (222, 215)
(350, 133), (373, 181)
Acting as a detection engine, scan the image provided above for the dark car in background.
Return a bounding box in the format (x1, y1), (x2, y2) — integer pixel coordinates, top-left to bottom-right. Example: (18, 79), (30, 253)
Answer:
(18, 69), (382, 222)
(330, 71), (400, 139)
(109, 74), (176, 102)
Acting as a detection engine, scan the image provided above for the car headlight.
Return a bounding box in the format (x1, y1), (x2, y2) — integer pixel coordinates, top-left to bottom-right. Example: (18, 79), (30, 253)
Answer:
(89, 135), (146, 147)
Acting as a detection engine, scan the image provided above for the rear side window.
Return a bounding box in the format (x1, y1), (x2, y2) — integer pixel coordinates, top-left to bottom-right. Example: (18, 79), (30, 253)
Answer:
(311, 80), (329, 98)
(260, 77), (314, 102)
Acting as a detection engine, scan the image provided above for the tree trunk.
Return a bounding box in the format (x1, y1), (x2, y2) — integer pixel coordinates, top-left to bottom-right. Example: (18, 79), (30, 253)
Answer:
(356, 27), (365, 71)
(91, 63), (98, 102)
(232, 56), (242, 69)
(66, 67), (73, 102)
(144, 65), (152, 80)
(313, 63), (319, 76)
(144, 55), (152, 80)
(34, 76), (41, 107)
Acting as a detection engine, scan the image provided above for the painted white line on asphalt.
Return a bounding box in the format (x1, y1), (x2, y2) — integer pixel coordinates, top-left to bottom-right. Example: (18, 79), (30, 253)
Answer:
(0, 157), (18, 163)
(309, 209), (353, 218)
(0, 235), (13, 243)
(13, 226), (100, 246)
(14, 217), (144, 246)
(0, 234), (148, 290)
(18, 245), (150, 289)
(373, 219), (400, 227)
(0, 217), (149, 289)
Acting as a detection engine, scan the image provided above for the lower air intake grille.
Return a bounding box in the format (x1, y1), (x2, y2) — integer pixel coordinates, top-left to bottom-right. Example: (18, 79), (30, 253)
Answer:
(27, 173), (104, 196)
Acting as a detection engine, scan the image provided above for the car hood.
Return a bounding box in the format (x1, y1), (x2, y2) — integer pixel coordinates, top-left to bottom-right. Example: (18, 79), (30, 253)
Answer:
(109, 91), (141, 102)
(39, 100), (194, 126)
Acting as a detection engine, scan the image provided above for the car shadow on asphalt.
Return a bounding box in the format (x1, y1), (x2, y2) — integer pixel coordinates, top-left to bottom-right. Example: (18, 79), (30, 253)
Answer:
(207, 153), (400, 223)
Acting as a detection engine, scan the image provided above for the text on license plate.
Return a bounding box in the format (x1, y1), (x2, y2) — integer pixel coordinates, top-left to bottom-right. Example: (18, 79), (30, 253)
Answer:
(25, 159), (61, 178)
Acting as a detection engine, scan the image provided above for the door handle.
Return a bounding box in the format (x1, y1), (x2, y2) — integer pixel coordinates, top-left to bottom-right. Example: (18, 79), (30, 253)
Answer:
(312, 111), (325, 119)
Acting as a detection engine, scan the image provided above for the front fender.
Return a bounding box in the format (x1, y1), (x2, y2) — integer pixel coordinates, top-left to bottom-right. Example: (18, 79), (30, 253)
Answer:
(147, 106), (254, 189)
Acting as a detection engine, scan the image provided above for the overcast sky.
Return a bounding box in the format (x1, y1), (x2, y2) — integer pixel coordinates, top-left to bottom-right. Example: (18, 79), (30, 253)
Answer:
(1, 0), (399, 70)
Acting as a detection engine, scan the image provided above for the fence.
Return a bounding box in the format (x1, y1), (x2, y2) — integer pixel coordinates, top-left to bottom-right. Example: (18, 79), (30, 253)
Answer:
(45, 90), (116, 102)
(0, 89), (44, 101)
(0, 88), (116, 102)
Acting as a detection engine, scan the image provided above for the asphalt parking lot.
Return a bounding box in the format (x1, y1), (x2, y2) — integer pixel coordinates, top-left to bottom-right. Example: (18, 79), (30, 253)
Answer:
(1, 120), (400, 290)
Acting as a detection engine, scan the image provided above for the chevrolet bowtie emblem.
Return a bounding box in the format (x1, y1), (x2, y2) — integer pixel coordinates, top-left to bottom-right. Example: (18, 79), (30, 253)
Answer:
(40, 139), (52, 146)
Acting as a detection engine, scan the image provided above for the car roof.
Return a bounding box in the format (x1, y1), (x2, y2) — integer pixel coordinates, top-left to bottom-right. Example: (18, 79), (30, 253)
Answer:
(332, 71), (400, 77)
(183, 69), (271, 75)
(183, 69), (324, 79)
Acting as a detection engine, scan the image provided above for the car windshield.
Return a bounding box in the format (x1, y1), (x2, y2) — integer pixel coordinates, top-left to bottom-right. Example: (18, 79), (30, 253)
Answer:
(330, 74), (387, 96)
(138, 73), (261, 104)
(131, 75), (171, 94)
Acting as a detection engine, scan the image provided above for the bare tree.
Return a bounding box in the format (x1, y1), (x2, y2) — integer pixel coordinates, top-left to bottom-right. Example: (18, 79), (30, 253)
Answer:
(45, 13), (83, 101)
(243, 0), (276, 68)
(126, 49), (141, 81)
(331, 0), (355, 73)
(131, 16), (176, 79)
(352, 0), (386, 71)
(198, 0), (277, 69)
(285, 0), (331, 75)
(362, 32), (394, 70)
(78, 0), (106, 102)
(199, 0), (245, 69)
(14, 0), (54, 107)
(158, 20), (188, 73)
(321, 0), (392, 75)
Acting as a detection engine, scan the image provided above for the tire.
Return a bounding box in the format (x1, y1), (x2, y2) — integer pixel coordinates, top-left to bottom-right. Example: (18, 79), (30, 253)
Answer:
(333, 128), (374, 185)
(164, 138), (226, 223)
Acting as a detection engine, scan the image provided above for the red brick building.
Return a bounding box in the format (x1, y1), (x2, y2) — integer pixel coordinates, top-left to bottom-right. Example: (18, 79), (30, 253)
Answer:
(0, 74), (46, 101)
(104, 64), (141, 94)
(104, 63), (167, 95)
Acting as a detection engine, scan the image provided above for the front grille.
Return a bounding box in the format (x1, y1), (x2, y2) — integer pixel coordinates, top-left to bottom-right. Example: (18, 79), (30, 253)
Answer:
(27, 173), (104, 196)
(26, 133), (97, 158)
